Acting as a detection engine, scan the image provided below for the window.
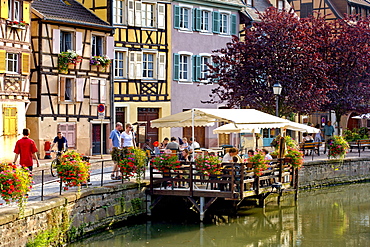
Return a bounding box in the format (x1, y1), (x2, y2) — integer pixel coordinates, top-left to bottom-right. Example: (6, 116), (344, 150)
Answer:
(142, 3), (154, 27)
(246, 0), (253, 6)
(300, 3), (313, 18)
(8, 0), (21, 21)
(180, 7), (190, 29)
(6, 53), (18, 73)
(59, 77), (75, 103)
(143, 53), (154, 78)
(220, 13), (229, 34)
(58, 123), (76, 148)
(115, 51), (126, 78)
(114, 0), (124, 24)
(200, 56), (210, 80)
(201, 10), (210, 32)
(60, 31), (73, 52)
(179, 55), (189, 80)
(90, 79), (107, 104)
(92, 36), (104, 56)
(3, 107), (17, 136)
(278, 0), (284, 11)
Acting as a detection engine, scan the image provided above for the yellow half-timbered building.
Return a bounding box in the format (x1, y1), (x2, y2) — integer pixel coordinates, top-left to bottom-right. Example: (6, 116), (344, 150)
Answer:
(28, 0), (114, 156)
(78, 0), (171, 145)
(0, 0), (32, 162)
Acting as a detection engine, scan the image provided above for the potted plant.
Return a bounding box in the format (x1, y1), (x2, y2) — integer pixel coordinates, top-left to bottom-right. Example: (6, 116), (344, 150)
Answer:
(0, 163), (33, 217)
(57, 150), (90, 192)
(151, 154), (181, 172)
(7, 20), (27, 29)
(58, 50), (82, 74)
(328, 135), (350, 159)
(90, 55), (111, 72)
(195, 154), (222, 175)
(248, 151), (268, 176)
(117, 147), (147, 181)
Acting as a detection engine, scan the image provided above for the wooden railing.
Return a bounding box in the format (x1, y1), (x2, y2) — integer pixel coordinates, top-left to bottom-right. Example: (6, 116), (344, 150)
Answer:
(149, 159), (296, 200)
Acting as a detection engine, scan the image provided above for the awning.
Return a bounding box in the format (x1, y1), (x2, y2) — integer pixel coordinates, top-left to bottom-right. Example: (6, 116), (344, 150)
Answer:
(213, 121), (320, 134)
(151, 108), (290, 128)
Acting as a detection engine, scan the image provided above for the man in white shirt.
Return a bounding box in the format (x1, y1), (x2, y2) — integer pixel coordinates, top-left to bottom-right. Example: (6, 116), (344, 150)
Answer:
(189, 137), (200, 151)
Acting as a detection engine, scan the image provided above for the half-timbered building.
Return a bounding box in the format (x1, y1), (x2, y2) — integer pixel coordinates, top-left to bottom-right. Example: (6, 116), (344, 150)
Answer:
(171, 0), (245, 148)
(29, 0), (114, 156)
(77, 0), (171, 145)
(0, 0), (32, 162)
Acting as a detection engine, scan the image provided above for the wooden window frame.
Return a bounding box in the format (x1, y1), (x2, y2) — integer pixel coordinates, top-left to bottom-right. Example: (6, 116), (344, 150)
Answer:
(6, 53), (19, 74)
(179, 54), (190, 82)
(142, 2), (155, 28)
(60, 31), (74, 52)
(114, 0), (125, 24)
(220, 13), (229, 35)
(90, 78), (107, 105)
(143, 52), (156, 79)
(92, 35), (104, 56)
(180, 7), (191, 30)
(59, 76), (76, 103)
(200, 10), (211, 32)
(58, 122), (76, 148)
(8, 0), (21, 21)
(114, 50), (127, 78)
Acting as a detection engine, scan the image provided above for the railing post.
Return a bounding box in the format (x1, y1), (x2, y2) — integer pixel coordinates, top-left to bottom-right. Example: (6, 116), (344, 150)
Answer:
(240, 163), (244, 199)
(41, 169), (44, 201)
(101, 160), (104, 187)
(278, 158), (283, 183)
(231, 163), (235, 196)
(150, 162), (153, 195)
(59, 178), (62, 195)
(255, 176), (260, 195)
(190, 162), (194, 196)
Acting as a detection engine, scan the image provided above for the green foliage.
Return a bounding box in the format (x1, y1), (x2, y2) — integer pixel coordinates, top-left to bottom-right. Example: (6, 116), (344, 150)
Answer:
(151, 154), (181, 172)
(195, 154), (222, 175)
(131, 198), (142, 213)
(285, 147), (304, 168)
(58, 50), (82, 73)
(114, 147), (147, 181)
(343, 128), (368, 142)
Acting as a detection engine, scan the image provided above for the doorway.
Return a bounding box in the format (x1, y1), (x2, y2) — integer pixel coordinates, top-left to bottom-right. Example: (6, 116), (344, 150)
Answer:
(137, 108), (159, 145)
(183, 126), (206, 148)
(92, 124), (107, 155)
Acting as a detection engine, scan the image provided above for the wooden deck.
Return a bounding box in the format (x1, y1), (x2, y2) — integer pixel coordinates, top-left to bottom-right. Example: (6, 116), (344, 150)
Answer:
(148, 159), (299, 221)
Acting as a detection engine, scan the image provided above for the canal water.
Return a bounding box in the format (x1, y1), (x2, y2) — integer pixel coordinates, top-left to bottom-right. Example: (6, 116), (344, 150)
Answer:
(69, 183), (370, 246)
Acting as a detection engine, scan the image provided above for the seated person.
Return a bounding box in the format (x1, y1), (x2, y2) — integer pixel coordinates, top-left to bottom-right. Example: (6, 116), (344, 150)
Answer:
(181, 137), (189, 150)
(222, 148), (242, 163)
(142, 139), (154, 155)
(160, 137), (169, 149)
(166, 137), (180, 151)
(179, 149), (190, 162)
(262, 149), (273, 160)
(302, 133), (314, 143)
(243, 149), (255, 159)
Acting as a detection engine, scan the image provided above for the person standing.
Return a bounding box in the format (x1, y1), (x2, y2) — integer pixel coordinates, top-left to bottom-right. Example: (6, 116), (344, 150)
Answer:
(109, 122), (123, 180)
(314, 124), (323, 143)
(121, 123), (135, 148)
(50, 132), (68, 152)
(13, 128), (40, 172)
(323, 121), (335, 153)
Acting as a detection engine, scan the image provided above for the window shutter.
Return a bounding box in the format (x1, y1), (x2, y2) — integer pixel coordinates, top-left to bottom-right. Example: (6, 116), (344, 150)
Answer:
(106, 36), (115, 59)
(128, 51), (136, 79)
(53, 29), (61, 54)
(21, 53), (30, 75)
(196, 55), (201, 82)
(173, 53), (180, 81)
(127, 0), (134, 26)
(75, 32), (83, 56)
(3, 107), (17, 136)
(231, 14), (237, 35)
(76, 78), (84, 102)
(135, 52), (143, 79)
(59, 77), (66, 102)
(174, 5), (180, 29)
(90, 79), (99, 104)
(0, 0), (8, 19)
(212, 12), (220, 34)
(100, 79), (107, 103)
(0, 50), (6, 73)
(135, 1), (142, 27)
(157, 3), (166, 29)
(158, 53), (166, 80)
(63, 123), (76, 148)
(22, 1), (31, 24)
(193, 8), (201, 31)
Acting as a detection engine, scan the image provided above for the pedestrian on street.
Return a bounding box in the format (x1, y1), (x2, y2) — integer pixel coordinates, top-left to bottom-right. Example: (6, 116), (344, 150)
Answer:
(50, 132), (68, 152)
(323, 121), (335, 153)
(13, 128), (40, 172)
(121, 123), (136, 148)
(110, 122), (123, 180)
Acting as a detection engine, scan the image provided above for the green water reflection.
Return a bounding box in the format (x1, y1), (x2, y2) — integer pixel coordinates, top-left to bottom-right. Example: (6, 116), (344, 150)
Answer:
(69, 183), (370, 247)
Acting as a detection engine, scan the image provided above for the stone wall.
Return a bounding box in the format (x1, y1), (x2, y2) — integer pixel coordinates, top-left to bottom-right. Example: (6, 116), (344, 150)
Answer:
(299, 158), (370, 188)
(0, 182), (147, 247)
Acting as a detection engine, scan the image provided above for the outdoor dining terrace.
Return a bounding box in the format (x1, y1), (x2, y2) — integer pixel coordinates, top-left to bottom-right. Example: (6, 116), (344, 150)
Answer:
(148, 159), (298, 201)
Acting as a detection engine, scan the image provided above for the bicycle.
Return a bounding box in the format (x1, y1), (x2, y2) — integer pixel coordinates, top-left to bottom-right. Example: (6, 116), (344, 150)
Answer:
(50, 150), (64, 177)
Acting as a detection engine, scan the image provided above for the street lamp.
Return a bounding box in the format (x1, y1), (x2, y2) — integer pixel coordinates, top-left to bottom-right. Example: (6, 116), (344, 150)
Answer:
(273, 82), (282, 117)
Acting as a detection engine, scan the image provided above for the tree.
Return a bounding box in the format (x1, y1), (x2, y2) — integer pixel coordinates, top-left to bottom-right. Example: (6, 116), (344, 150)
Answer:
(206, 8), (334, 117)
(320, 16), (370, 130)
